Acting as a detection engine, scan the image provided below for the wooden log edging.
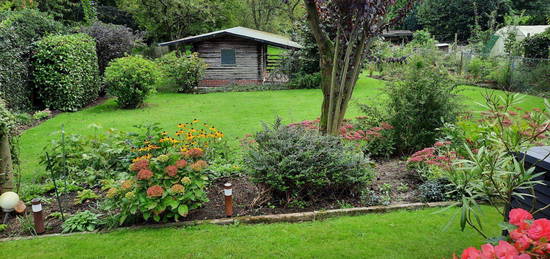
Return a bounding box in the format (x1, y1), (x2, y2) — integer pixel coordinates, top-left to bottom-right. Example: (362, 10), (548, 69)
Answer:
(0, 201), (454, 243)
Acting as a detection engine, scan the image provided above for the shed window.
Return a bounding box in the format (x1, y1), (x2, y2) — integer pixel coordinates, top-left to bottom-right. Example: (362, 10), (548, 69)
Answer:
(221, 49), (236, 66)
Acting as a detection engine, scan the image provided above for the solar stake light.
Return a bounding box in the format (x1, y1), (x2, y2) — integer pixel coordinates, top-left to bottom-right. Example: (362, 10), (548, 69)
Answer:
(0, 191), (20, 224)
(32, 198), (45, 234)
(224, 183), (233, 217)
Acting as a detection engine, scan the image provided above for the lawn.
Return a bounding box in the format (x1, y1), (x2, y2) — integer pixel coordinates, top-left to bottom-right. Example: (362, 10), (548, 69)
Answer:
(18, 75), (546, 183)
(0, 207), (501, 258)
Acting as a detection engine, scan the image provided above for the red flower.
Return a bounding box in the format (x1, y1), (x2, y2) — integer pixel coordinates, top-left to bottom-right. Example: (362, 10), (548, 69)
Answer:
(509, 209), (533, 228)
(502, 119), (513, 127)
(176, 160), (187, 169)
(131, 159), (149, 172)
(146, 185), (164, 197)
(380, 122), (393, 130)
(137, 169), (153, 180)
(165, 165), (178, 177)
(461, 247), (480, 259)
(494, 240), (520, 258)
(185, 148), (204, 158)
(480, 244), (495, 258)
(435, 141), (445, 147)
(528, 218), (550, 241)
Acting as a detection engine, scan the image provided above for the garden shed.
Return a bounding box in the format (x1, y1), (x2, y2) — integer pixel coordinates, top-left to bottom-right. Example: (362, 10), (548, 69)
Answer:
(159, 27), (302, 87)
(489, 25), (550, 56)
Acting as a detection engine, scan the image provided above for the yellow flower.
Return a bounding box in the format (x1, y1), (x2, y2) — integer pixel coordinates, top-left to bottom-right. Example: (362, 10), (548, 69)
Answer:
(181, 177), (192, 185)
(121, 180), (134, 190)
(157, 154), (170, 162)
(106, 188), (118, 198)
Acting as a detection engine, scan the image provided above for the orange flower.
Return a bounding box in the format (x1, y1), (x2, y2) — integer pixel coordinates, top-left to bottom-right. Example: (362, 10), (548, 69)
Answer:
(170, 184), (185, 193)
(165, 165), (178, 177)
(121, 180), (134, 190)
(106, 188), (118, 198)
(130, 159), (149, 172)
(185, 148), (204, 158)
(147, 185), (164, 197)
(191, 160), (208, 171)
(137, 169), (153, 180)
(176, 160), (187, 169)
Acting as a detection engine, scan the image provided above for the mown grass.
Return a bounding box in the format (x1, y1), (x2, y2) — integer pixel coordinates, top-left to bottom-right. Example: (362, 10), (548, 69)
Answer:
(0, 207), (501, 259)
(19, 75), (546, 183)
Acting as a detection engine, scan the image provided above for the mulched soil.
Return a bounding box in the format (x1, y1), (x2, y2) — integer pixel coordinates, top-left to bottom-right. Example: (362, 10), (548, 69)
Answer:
(0, 159), (421, 238)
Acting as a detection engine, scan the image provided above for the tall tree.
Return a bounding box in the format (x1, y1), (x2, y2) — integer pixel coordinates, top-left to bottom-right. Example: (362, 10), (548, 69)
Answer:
(0, 99), (14, 192)
(301, 0), (415, 135)
(246, 0), (284, 31)
(119, 0), (241, 42)
(417, 0), (511, 42)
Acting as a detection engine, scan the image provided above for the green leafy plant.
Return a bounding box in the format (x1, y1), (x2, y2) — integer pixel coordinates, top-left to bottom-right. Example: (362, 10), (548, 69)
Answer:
(244, 118), (374, 203)
(288, 72), (321, 89)
(386, 57), (461, 154)
(156, 52), (207, 93)
(41, 127), (133, 185)
(80, 21), (142, 74)
(74, 189), (100, 204)
(47, 212), (63, 220)
(32, 109), (51, 121)
(32, 33), (100, 111)
(0, 224), (7, 232)
(104, 55), (159, 108)
(16, 214), (37, 236)
(102, 122), (218, 224)
(0, 9), (64, 111)
(440, 94), (550, 238)
(62, 210), (102, 233)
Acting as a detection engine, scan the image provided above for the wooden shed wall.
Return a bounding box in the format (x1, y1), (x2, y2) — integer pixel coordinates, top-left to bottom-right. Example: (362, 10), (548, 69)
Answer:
(194, 36), (263, 84)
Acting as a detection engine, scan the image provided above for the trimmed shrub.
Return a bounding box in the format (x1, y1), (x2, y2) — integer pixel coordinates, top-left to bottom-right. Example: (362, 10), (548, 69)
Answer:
(244, 119), (374, 203)
(156, 52), (207, 93)
(387, 57), (460, 154)
(104, 56), (159, 108)
(32, 33), (100, 111)
(0, 9), (64, 111)
(80, 21), (142, 74)
(0, 9), (64, 46)
(288, 72), (321, 89)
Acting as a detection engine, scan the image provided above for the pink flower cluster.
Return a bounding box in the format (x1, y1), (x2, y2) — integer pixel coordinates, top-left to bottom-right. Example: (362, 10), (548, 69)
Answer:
(458, 209), (550, 259)
(340, 121), (393, 141)
(407, 141), (457, 169)
(288, 119), (393, 141)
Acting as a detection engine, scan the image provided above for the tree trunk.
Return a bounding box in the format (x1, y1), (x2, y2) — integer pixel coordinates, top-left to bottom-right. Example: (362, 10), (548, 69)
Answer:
(0, 134), (14, 193)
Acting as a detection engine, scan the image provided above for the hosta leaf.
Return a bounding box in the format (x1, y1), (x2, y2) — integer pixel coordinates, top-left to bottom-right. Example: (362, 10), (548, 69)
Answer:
(178, 204), (189, 216)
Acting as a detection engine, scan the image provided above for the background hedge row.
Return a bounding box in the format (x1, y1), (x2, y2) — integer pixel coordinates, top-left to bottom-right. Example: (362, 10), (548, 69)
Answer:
(32, 33), (100, 112)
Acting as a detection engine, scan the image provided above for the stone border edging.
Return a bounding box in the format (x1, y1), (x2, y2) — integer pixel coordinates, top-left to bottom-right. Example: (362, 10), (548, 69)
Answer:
(0, 201), (455, 242)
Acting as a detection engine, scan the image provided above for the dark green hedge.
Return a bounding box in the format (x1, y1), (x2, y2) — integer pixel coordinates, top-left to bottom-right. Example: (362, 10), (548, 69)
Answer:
(523, 29), (550, 59)
(0, 9), (64, 112)
(32, 33), (100, 111)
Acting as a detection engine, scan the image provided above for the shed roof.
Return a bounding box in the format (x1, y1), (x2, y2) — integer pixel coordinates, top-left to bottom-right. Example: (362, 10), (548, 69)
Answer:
(159, 27), (303, 49)
(496, 25), (550, 37)
(382, 30), (413, 38)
